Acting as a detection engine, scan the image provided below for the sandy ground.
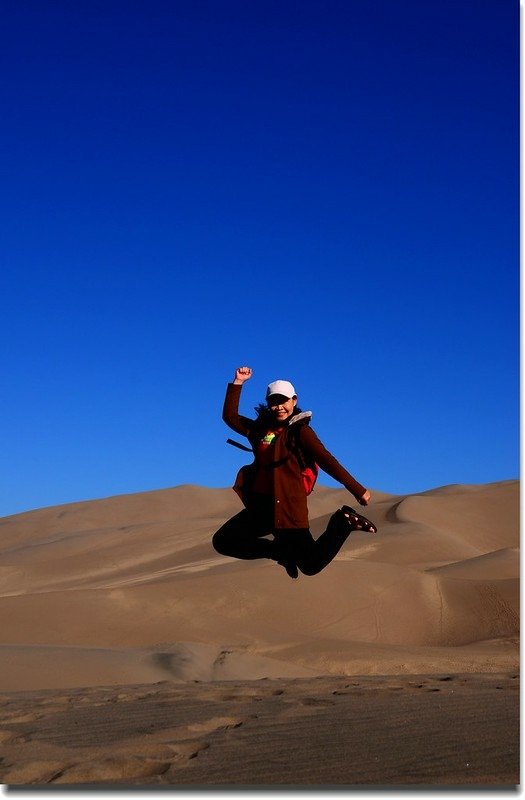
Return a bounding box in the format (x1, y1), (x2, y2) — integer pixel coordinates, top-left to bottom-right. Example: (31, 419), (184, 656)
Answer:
(0, 479), (519, 785)
(0, 672), (518, 786)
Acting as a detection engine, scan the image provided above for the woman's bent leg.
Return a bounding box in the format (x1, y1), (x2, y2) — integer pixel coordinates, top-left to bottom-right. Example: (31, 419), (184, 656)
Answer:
(302, 510), (353, 574)
(275, 511), (352, 576)
(212, 509), (276, 560)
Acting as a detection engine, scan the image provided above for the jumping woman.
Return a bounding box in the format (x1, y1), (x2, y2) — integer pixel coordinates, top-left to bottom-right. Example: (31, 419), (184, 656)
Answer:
(213, 367), (377, 578)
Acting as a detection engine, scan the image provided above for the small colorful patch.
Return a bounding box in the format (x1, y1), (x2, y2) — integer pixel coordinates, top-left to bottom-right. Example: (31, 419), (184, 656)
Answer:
(261, 432), (276, 445)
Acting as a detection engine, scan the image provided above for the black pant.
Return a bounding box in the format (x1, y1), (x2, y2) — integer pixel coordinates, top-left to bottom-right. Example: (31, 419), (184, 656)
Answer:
(212, 507), (351, 577)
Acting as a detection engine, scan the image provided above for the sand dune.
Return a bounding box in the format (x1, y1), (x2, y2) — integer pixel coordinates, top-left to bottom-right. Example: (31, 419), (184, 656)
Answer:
(0, 479), (519, 786)
(0, 480), (518, 691)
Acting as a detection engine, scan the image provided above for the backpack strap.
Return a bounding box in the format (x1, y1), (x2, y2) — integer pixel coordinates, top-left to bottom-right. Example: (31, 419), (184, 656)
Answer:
(286, 416), (312, 470)
(286, 418), (319, 495)
(226, 438), (253, 453)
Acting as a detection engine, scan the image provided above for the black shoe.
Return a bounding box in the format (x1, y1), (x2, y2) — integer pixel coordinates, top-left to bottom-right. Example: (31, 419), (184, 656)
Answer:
(340, 506), (377, 533)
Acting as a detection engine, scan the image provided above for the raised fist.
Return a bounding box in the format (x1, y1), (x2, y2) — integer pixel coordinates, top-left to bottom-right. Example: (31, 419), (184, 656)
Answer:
(234, 366), (253, 384)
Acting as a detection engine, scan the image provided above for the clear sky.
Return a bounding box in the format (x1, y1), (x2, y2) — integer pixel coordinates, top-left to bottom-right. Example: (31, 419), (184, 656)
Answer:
(1, 0), (519, 517)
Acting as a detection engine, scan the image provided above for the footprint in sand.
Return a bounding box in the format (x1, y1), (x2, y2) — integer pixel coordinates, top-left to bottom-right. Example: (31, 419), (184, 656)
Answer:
(163, 744), (212, 779)
(113, 742), (176, 760)
(169, 741), (210, 760)
(35, 696), (67, 706)
(152, 716), (253, 752)
(0, 730), (21, 744)
(1, 712), (41, 724)
(333, 683), (361, 692)
(187, 715), (251, 735)
(299, 697), (336, 707)
(110, 737), (210, 762)
(52, 756), (171, 784)
(218, 688), (264, 702)
(2, 760), (67, 785)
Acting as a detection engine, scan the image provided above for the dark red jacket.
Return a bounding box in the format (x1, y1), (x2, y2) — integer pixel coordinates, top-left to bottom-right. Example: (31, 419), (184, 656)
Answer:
(222, 383), (367, 529)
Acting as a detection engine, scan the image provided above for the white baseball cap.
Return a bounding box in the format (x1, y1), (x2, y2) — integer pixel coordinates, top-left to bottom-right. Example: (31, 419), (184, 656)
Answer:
(266, 380), (296, 399)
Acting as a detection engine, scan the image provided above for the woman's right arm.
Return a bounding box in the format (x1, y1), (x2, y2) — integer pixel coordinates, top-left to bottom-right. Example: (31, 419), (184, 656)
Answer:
(222, 367), (255, 437)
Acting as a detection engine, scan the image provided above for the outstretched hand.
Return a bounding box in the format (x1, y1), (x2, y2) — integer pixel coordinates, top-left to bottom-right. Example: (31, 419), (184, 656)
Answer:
(234, 366), (253, 384)
(357, 489), (371, 506)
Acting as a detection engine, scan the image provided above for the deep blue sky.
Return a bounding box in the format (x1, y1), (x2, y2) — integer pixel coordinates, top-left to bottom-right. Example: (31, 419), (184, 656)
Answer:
(1, 0), (519, 517)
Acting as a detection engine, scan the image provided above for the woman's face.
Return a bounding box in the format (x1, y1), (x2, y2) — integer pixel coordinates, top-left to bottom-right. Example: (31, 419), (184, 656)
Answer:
(268, 394), (297, 423)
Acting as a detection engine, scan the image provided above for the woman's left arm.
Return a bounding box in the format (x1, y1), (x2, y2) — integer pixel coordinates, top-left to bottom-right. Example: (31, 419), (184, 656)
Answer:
(300, 426), (370, 505)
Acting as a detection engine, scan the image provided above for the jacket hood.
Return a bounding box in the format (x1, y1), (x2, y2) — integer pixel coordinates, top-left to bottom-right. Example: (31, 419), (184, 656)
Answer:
(288, 411), (312, 426)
